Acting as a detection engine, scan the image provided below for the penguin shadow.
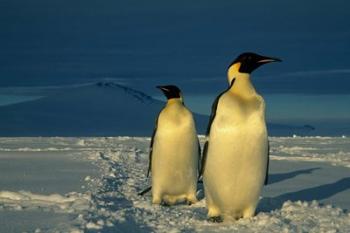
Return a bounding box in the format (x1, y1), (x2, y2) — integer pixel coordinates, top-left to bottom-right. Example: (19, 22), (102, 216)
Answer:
(258, 176), (350, 213)
(267, 167), (321, 185)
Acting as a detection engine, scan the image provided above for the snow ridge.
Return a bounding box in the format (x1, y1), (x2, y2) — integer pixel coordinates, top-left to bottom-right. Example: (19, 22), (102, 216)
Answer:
(0, 191), (91, 213)
(96, 81), (156, 104)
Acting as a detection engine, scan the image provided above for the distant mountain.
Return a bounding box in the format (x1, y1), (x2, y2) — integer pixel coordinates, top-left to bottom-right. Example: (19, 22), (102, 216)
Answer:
(0, 82), (208, 136)
(0, 82), (316, 136)
(267, 123), (316, 137)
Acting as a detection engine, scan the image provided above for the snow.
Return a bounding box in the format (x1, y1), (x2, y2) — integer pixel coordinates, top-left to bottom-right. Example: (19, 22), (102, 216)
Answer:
(270, 136), (350, 167)
(0, 191), (91, 213)
(0, 136), (349, 232)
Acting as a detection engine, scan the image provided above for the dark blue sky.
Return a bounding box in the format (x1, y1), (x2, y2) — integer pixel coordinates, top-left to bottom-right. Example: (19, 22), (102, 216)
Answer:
(1, 0), (350, 95)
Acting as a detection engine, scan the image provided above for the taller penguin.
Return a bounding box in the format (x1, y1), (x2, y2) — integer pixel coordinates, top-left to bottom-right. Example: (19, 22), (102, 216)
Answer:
(201, 52), (281, 221)
(149, 85), (200, 205)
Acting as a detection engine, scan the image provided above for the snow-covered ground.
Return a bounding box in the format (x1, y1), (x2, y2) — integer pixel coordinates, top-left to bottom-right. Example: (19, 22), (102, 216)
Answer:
(0, 136), (349, 233)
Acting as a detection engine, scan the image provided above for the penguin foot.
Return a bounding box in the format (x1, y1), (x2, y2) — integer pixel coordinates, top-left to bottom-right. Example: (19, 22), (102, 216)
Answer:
(186, 200), (194, 206)
(160, 201), (171, 207)
(207, 216), (223, 223)
(152, 197), (162, 205)
(186, 196), (198, 206)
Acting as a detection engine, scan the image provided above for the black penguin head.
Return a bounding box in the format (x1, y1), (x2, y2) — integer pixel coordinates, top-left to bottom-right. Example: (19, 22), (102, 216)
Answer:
(229, 52), (282, 74)
(156, 85), (182, 100)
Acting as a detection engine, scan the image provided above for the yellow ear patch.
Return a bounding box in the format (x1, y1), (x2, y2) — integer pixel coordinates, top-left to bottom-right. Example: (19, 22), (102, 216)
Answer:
(228, 62), (241, 76)
(227, 62), (241, 85)
(231, 62), (241, 71)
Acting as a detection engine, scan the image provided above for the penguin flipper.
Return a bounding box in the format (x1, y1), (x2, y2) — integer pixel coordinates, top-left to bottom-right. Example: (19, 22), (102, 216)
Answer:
(199, 86), (226, 179)
(199, 140), (209, 179)
(199, 82), (234, 179)
(205, 79), (235, 135)
(206, 93), (222, 135)
(264, 141), (270, 185)
(198, 91), (222, 179)
(147, 119), (158, 178)
(197, 137), (202, 178)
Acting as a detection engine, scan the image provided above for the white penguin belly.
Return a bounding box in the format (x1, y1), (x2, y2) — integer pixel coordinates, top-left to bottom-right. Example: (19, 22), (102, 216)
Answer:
(204, 95), (268, 220)
(151, 108), (198, 204)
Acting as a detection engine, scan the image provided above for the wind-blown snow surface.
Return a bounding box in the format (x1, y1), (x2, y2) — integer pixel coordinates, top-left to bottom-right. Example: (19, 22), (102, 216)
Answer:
(0, 137), (349, 232)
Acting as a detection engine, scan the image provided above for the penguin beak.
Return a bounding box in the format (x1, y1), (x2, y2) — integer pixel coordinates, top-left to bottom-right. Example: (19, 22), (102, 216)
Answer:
(156, 86), (171, 96)
(156, 86), (169, 93)
(257, 56), (282, 64)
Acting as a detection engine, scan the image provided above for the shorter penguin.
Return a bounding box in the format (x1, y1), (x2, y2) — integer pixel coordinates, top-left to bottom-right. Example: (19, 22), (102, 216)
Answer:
(148, 85), (200, 205)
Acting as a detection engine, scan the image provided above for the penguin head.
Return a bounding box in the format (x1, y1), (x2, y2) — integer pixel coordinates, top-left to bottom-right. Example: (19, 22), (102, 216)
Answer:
(227, 52), (281, 85)
(156, 85), (183, 101)
(229, 52), (282, 74)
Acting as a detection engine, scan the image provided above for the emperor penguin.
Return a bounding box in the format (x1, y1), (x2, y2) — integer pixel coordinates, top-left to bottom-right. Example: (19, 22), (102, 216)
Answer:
(201, 52), (281, 221)
(148, 85), (200, 205)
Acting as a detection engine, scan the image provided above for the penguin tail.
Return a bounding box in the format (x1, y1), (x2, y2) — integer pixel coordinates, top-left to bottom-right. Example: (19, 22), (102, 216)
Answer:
(138, 186), (152, 196)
